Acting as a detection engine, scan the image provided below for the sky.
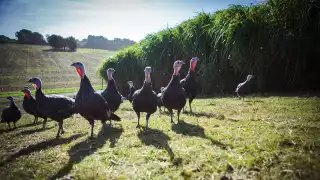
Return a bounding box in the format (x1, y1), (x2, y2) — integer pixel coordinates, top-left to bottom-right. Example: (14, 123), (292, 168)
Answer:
(0, 0), (262, 42)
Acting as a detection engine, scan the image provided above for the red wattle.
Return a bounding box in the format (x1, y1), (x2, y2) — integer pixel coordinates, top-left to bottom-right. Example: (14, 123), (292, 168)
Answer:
(76, 68), (83, 78)
(191, 62), (197, 71)
(25, 92), (30, 99)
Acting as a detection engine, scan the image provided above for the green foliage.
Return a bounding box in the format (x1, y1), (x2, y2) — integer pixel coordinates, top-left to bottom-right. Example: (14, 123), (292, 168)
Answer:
(65, 36), (77, 51)
(98, 0), (320, 94)
(46, 35), (78, 51)
(0, 35), (16, 44)
(46, 34), (65, 49)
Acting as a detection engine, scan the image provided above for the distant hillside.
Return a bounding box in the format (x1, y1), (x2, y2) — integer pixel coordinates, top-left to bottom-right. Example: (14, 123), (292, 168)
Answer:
(77, 35), (136, 50)
(0, 44), (118, 92)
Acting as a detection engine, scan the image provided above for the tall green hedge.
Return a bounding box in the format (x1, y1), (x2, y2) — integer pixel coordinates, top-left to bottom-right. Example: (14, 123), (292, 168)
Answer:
(98, 0), (320, 95)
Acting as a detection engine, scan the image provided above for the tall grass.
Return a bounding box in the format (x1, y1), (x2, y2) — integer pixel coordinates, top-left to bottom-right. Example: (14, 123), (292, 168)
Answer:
(98, 0), (319, 95)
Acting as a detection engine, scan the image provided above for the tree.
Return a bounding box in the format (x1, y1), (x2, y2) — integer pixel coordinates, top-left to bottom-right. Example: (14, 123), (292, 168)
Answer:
(65, 36), (77, 51)
(15, 29), (46, 45)
(46, 34), (65, 49)
(15, 29), (33, 44)
(0, 35), (16, 43)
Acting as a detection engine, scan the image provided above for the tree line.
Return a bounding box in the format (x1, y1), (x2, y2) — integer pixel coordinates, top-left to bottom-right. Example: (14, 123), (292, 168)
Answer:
(98, 0), (320, 95)
(0, 29), (136, 51)
(78, 35), (136, 50)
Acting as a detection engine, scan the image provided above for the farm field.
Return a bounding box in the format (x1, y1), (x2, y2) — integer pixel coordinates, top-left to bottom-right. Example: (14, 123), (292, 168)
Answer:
(0, 96), (319, 179)
(0, 44), (118, 92)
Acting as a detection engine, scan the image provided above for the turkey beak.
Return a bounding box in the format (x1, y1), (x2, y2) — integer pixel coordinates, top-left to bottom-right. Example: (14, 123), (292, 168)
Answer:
(70, 63), (75, 67)
(27, 79), (33, 83)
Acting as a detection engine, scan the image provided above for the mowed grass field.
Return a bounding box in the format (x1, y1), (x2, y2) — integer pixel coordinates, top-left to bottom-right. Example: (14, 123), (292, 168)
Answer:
(0, 96), (319, 179)
(0, 44), (118, 92)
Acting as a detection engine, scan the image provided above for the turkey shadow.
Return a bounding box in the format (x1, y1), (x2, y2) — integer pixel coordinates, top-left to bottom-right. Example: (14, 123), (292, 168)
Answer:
(121, 107), (133, 111)
(50, 123), (123, 180)
(0, 122), (40, 134)
(242, 99), (264, 103)
(16, 126), (55, 136)
(226, 118), (239, 122)
(183, 111), (216, 118)
(171, 121), (232, 149)
(0, 129), (10, 134)
(0, 134), (84, 167)
(137, 127), (181, 165)
(158, 109), (171, 116)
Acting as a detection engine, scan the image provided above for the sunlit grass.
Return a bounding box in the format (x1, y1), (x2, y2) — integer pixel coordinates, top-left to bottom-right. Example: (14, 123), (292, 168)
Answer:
(0, 85), (103, 98)
(0, 44), (118, 92)
(0, 96), (319, 179)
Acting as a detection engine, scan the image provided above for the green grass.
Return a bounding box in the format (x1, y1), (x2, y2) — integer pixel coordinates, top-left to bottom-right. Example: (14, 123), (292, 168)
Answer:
(0, 96), (319, 179)
(0, 44), (118, 92)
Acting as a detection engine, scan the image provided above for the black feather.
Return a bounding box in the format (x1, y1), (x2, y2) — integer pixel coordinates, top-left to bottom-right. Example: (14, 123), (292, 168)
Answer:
(1, 97), (21, 129)
(101, 79), (122, 112)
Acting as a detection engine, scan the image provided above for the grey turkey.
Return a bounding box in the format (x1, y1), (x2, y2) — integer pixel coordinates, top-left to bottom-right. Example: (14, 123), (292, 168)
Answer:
(157, 87), (165, 112)
(161, 60), (186, 123)
(28, 77), (75, 138)
(21, 86), (47, 125)
(132, 66), (158, 129)
(235, 74), (254, 100)
(127, 81), (135, 103)
(180, 57), (198, 113)
(1, 96), (21, 129)
(71, 62), (121, 137)
(101, 68), (123, 112)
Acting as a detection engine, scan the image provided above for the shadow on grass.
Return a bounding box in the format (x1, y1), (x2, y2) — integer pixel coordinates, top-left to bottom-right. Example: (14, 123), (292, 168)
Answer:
(16, 126), (55, 136)
(137, 127), (182, 165)
(121, 107), (133, 112)
(158, 109), (171, 116)
(243, 99), (264, 103)
(50, 123), (123, 179)
(171, 121), (233, 149)
(0, 134), (84, 167)
(0, 122), (42, 135)
(183, 111), (216, 118)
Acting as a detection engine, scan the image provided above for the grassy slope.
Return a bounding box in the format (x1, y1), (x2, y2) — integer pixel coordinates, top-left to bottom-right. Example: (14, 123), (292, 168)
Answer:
(0, 44), (118, 92)
(0, 96), (319, 179)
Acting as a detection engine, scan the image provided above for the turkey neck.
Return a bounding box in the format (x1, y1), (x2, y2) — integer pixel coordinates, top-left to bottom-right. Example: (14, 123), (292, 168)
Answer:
(142, 72), (152, 91)
(187, 69), (196, 79)
(107, 79), (119, 92)
(80, 75), (95, 95)
(10, 99), (18, 109)
(35, 86), (45, 100)
(168, 74), (181, 87)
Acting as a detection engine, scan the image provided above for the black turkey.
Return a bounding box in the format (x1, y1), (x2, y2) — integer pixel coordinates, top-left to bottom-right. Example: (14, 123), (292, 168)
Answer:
(132, 66), (158, 129)
(21, 87), (47, 125)
(28, 77), (75, 138)
(235, 74), (254, 100)
(157, 87), (165, 112)
(127, 81), (135, 103)
(180, 57), (198, 113)
(1, 96), (21, 129)
(101, 68), (123, 112)
(71, 62), (121, 137)
(161, 60), (186, 123)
